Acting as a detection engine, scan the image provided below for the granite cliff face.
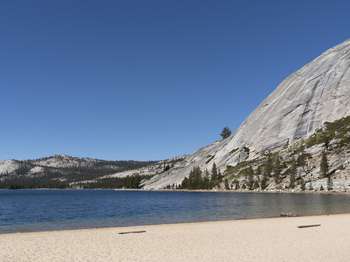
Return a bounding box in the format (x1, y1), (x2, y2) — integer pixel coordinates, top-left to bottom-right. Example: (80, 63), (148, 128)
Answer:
(3, 40), (350, 191)
(143, 39), (350, 189)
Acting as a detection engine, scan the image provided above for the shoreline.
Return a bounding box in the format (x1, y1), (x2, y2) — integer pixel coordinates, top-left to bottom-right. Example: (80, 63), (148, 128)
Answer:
(2, 187), (350, 195)
(2, 214), (350, 261)
(1, 212), (349, 235)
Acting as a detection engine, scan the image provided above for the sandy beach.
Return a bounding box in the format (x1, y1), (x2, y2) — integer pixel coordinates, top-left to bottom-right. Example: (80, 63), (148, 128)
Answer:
(1, 214), (350, 262)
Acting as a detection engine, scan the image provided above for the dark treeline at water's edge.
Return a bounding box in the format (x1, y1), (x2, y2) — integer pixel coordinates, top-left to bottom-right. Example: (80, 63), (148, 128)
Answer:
(0, 175), (149, 190)
(166, 163), (224, 190)
(0, 163), (224, 190)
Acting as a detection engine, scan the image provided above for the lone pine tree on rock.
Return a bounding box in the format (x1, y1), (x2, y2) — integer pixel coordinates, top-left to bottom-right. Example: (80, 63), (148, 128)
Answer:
(220, 127), (232, 140)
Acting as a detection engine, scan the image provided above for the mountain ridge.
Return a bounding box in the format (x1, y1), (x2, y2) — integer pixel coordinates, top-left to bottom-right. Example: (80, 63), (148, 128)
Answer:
(3, 39), (350, 192)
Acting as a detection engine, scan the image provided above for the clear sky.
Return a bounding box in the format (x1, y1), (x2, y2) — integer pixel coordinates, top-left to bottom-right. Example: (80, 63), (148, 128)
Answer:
(1, 0), (350, 160)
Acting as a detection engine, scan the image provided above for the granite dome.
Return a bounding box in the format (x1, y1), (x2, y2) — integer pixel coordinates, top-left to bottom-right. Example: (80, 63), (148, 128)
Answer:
(144, 39), (350, 189)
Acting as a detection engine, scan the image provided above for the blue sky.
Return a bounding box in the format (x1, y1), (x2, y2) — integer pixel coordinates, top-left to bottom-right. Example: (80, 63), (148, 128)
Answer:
(1, 0), (350, 160)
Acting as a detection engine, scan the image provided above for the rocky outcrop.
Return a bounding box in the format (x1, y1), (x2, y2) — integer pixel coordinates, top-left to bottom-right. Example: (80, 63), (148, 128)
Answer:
(143, 39), (350, 189)
(0, 160), (19, 175)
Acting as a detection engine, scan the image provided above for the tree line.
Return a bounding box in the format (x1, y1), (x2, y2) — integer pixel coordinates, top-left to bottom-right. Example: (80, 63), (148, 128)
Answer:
(164, 163), (223, 190)
(0, 174), (150, 190)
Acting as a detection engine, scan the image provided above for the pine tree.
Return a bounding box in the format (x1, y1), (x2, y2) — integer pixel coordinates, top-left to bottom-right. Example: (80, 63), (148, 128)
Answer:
(232, 179), (240, 190)
(202, 176), (211, 189)
(320, 151), (329, 178)
(211, 162), (219, 186)
(181, 177), (189, 189)
(260, 155), (273, 190)
(327, 176), (333, 191)
(224, 179), (230, 190)
(217, 170), (223, 182)
(180, 167), (202, 189)
(220, 127), (232, 139)
(191, 167), (203, 189)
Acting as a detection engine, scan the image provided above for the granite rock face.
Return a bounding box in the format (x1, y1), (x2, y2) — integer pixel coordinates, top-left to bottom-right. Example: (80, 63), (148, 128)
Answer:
(0, 160), (19, 175)
(143, 39), (350, 189)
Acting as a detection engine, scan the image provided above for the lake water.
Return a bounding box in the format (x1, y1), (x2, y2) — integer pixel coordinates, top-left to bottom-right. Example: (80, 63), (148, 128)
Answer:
(1, 189), (350, 233)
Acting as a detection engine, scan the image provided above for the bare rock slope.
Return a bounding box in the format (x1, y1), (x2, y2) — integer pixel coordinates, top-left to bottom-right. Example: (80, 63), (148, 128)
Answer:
(144, 39), (350, 189)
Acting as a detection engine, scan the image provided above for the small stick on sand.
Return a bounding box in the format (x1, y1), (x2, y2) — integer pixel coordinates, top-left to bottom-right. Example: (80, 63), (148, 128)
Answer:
(297, 224), (321, 229)
(118, 230), (146, 235)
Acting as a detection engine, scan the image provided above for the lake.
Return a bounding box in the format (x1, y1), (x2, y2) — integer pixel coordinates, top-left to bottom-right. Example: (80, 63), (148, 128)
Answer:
(1, 189), (350, 233)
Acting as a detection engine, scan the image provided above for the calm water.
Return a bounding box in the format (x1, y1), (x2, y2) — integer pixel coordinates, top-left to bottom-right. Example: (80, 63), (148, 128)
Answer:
(1, 189), (350, 233)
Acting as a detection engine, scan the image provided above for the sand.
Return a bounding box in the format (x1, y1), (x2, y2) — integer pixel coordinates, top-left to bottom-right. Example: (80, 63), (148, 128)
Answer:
(1, 214), (350, 262)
